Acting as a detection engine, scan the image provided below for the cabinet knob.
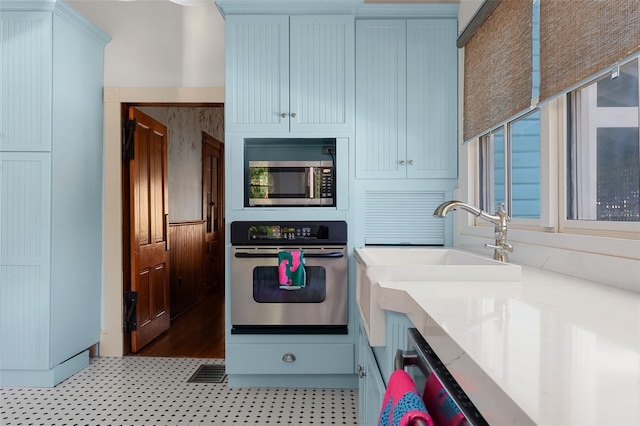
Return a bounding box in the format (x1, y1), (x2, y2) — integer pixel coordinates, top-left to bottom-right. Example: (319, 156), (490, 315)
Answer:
(290, 113), (297, 118)
(399, 160), (406, 165)
(281, 113), (287, 118)
(356, 364), (366, 378)
(282, 353), (296, 362)
(408, 160), (414, 165)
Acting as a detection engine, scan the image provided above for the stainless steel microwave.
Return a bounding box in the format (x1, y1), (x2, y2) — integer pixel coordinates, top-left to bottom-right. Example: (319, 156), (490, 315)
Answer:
(247, 161), (334, 207)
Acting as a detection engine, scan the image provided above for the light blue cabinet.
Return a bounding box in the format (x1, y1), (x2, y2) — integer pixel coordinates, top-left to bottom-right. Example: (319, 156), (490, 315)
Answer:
(224, 14), (355, 134)
(0, 2), (109, 387)
(355, 19), (458, 179)
(358, 312), (415, 425)
(358, 324), (386, 426)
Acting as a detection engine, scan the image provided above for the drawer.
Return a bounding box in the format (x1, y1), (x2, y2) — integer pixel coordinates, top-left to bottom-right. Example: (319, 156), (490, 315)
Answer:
(226, 343), (354, 375)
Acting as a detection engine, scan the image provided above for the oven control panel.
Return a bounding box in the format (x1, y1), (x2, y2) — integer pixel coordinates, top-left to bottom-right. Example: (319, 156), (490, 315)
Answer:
(231, 221), (347, 245)
(249, 225), (316, 241)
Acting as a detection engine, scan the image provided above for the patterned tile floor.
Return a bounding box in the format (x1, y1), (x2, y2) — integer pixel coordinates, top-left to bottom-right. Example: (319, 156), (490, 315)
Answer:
(1, 357), (359, 425)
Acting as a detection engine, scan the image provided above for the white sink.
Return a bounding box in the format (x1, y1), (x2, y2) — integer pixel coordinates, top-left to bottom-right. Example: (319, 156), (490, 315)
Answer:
(355, 247), (521, 282)
(355, 247), (521, 346)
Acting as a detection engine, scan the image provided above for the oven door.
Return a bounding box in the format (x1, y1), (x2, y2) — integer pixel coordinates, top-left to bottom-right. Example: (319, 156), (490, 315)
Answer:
(230, 246), (348, 334)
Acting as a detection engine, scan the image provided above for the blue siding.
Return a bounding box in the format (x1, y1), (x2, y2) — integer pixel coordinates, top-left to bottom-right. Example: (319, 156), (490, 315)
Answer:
(512, 110), (540, 218)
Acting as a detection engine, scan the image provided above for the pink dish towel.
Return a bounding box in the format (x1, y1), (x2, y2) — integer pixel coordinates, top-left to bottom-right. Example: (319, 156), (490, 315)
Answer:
(277, 250), (305, 287)
(379, 370), (435, 426)
(277, 258), (289, 285)
(422, 373), (467, 426)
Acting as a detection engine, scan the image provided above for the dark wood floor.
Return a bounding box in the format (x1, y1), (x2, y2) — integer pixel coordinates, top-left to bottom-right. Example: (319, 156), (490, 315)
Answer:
(136, 291), (225, 358)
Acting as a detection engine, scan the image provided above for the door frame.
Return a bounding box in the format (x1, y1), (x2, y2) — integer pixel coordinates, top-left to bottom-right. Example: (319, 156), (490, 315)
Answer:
(202, 132), (225, 292)
(99, 87), (224, 357)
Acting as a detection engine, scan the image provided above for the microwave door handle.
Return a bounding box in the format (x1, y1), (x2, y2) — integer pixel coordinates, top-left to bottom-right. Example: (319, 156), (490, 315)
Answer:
(307, 167), (313, 199)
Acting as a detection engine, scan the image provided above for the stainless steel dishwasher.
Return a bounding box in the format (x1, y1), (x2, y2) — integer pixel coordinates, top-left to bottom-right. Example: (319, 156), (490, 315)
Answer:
(395, 328), (489, 426)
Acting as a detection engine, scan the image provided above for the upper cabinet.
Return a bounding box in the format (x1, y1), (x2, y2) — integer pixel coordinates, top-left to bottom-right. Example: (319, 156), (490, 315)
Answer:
(224, 15), (355, 134)
(355, 19), (458, 179)
(0, 11), (53, 152)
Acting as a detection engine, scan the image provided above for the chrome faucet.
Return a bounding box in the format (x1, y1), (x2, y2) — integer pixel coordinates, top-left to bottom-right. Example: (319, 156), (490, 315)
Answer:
(433, 200), (513, 262)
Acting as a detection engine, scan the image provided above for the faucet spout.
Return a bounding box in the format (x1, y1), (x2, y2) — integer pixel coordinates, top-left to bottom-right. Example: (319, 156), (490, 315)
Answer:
(434, 200), (483, 219)
(433, 200), (512, 262)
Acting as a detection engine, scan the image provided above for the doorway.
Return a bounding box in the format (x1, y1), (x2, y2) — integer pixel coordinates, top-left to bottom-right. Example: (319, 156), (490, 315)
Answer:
(121, 103), (225, 358)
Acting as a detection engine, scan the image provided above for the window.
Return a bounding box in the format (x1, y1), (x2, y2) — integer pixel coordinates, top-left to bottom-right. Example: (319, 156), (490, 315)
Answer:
(476, 0), (541, 221)
(567, 58), (640, 222)
(479, 110), (541, 219)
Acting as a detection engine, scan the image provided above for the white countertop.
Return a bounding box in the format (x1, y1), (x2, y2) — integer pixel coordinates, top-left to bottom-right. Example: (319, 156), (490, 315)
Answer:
(375, 265), (640, 426)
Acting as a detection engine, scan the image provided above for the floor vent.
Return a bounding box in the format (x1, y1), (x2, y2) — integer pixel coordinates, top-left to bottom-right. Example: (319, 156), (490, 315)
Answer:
(187, 364), (226, 383)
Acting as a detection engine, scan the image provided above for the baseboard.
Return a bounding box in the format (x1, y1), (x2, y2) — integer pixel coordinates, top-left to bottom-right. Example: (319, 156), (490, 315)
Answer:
(0, 350), (89, 387)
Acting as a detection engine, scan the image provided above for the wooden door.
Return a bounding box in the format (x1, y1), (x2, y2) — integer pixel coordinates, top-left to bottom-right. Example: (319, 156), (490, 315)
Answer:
(126, 107), (170, 353)
(202, 133), (224, 291)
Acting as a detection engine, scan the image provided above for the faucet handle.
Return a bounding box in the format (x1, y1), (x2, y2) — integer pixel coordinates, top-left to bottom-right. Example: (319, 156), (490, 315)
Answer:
(485, 243), (513, 253)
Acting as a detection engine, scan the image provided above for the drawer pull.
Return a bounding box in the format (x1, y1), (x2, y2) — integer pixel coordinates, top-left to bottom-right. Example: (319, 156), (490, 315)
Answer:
(282, 353), (296, 362)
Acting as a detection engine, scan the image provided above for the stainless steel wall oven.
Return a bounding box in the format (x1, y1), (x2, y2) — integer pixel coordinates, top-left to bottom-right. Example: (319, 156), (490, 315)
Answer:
(230, 221), (348, 334)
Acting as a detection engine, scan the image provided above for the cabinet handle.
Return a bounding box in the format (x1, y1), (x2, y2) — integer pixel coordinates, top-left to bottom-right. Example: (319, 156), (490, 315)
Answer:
(408, 160), (415, 165)
(281, 113), (287, 118)
(399, 160), (406, 165)
(282, 353), (296, 362)
(290, 113), (297, 118)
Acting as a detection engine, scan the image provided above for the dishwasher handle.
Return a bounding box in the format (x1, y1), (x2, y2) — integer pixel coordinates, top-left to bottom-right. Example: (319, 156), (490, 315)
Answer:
(234, 252), (344, 259)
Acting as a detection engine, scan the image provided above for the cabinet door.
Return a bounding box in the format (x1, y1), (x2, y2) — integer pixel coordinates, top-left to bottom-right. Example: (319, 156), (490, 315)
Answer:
(358, 324), (386, 426)
(0, 152), (51, 370)
(0, 12), (52, 152)
(289, 15), (355, 133)
(224, 15), (290, 133)
(406, 19), (458, 179)
(355, 20), (407, 179)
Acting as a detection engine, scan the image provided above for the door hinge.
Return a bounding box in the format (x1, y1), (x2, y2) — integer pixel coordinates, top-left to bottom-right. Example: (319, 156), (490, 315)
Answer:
(124, 291), (138, 332)
(122, 118), (136, 161)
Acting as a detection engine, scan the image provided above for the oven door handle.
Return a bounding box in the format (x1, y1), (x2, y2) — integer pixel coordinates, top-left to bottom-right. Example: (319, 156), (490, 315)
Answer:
(234, 252), (344, 259)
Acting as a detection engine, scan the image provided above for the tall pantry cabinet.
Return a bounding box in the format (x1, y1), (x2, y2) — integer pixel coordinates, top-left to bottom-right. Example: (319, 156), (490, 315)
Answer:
(0, 1), (110, 386)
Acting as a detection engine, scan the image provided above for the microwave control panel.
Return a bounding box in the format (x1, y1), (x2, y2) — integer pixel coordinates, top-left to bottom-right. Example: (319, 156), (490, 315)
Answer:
(320, 168), (333, 198)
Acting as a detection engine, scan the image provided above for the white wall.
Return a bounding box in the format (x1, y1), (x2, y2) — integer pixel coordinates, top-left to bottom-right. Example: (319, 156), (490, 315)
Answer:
(67, 0), (225, 87)
(458, 0), (482, 30)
